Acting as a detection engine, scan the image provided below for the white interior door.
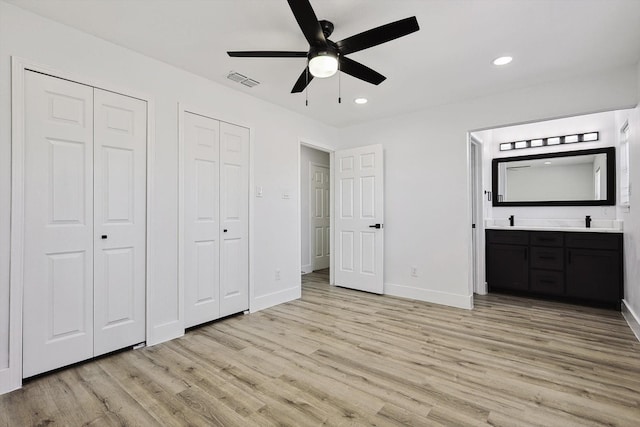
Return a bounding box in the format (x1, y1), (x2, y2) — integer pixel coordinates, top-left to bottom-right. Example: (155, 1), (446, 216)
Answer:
(184, 112), (221, 327)
(311, 164), (330, 271)
(93, 89), (147, 356)
(219, 122), (249, 316)
(23, 71), (95, 377)
(334, 144), (384, 294)
(470, 142), (478, 293)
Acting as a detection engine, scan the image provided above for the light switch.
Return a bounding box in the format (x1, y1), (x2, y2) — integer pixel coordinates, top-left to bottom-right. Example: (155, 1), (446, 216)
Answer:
(255, 186), (263, 198)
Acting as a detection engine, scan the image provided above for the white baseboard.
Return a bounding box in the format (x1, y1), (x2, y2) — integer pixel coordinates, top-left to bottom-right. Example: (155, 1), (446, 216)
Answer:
(384, 282), (473, 310)
(301, 264), (313, 274)
(622, 299), (640, 342)
(251, 285), (301, 313)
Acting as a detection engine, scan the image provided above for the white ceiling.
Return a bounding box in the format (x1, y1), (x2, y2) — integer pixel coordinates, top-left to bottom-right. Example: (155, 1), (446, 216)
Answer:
(8, 0), (640, 128)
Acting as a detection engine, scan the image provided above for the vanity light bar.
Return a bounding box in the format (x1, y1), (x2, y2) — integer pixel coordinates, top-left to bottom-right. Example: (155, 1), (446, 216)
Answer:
(499, 131), (599, 151)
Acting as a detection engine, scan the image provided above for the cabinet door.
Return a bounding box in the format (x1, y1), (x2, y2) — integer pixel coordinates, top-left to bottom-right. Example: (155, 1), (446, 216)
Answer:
(487, 244), (529, 292)
(566, 249), (621, 303)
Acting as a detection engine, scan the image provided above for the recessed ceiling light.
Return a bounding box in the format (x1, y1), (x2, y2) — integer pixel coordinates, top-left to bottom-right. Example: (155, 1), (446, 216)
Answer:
(544, 161), (552, 165)
(354, 98), (368, 104)
(493, 56), (513, 66)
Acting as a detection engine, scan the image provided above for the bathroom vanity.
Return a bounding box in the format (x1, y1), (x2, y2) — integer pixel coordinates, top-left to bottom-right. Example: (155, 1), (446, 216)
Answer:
(486, 228), (623, 309)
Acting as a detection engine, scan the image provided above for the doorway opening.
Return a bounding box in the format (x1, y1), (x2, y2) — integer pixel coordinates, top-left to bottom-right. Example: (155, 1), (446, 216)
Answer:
(469, 108), (633, 303)
(469, 135), (486, 295)
(300, 144), (331, 283)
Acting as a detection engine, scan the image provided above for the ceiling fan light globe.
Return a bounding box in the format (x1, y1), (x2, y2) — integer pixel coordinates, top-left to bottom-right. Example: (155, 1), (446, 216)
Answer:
(309, 54), (338, 78)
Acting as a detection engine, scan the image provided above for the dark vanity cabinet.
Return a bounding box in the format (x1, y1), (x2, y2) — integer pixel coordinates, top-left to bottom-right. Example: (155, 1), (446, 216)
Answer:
(486, 229), (623, 308)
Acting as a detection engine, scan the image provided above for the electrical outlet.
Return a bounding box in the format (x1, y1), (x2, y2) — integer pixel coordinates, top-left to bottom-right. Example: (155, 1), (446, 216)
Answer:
(275, 269), (281, 281)
(410, 266), (418, 277)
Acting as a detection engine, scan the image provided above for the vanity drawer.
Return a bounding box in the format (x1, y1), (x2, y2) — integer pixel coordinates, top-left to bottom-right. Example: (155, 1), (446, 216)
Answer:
(565, 233), (621, 250)
(486, 230), (528, 245)
(531, 270), (565, 295)
(530, 231), (564, 247)
(530, 247), (564, 270)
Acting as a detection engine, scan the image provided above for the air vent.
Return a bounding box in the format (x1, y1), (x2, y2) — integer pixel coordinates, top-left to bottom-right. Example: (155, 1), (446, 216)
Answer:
(241, 78), (260, 88)
(227, 71), (260, 88)
(227, 71), (247, 82)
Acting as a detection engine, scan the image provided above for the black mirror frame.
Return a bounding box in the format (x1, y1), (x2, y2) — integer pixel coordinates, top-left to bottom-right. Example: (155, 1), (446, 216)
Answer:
(492, 147), (616, 207)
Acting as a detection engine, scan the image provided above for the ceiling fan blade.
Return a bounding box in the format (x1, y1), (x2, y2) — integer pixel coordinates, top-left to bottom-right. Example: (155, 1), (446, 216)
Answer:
(287, 0), (326, 47)
(336, 16), (419, 55)
(339, 57), (386, 85)
(227, 51), (308, 58)
(291, 67), (314, 93)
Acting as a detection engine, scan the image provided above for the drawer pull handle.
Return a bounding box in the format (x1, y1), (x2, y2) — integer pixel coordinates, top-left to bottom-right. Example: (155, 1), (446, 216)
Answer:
(540, 279), (554, 284)
(539, 256), (556, 260)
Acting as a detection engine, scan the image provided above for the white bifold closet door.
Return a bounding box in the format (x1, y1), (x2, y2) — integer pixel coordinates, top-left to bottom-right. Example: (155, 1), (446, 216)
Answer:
(22, 71), (146, 377)
(184, 112), (249, 328)
(93, 89), (147, 357)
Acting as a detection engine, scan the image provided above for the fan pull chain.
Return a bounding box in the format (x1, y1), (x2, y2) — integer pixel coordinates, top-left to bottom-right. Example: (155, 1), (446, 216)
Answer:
(305, 65), (309, 107)
(338, 55), (342, 104)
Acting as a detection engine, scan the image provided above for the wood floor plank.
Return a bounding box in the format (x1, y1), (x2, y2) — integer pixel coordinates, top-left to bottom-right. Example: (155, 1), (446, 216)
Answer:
(2, 268), (640, 426)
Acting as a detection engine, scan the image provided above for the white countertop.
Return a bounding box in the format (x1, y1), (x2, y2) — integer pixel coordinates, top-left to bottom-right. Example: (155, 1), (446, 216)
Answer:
(484, 218), (623, 233)
(485, 225), (622, 233)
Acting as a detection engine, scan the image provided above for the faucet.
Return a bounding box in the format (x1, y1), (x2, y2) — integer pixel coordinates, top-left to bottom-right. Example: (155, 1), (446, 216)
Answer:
(509, 215), (515, 227)
(585, 215), (592, 228)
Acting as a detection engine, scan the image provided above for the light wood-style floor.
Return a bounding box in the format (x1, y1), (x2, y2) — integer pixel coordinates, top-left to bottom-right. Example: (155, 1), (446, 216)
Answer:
(2, 269), (640, 426)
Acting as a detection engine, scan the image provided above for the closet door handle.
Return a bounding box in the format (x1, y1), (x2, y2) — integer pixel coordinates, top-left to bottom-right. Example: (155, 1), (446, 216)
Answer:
(223, 229), (228, 233)
(101, 235), (108, 239)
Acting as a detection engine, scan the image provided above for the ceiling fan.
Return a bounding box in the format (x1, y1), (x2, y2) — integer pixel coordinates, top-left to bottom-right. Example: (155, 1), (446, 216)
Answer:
(227, 0), (420, 93)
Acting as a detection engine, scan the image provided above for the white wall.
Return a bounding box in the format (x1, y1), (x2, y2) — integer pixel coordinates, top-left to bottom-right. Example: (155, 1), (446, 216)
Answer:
(616, 67), (640, 336)
(0, 1), (338, 393)
(338, 64), (638, 310)
(300, 145), (330, 273)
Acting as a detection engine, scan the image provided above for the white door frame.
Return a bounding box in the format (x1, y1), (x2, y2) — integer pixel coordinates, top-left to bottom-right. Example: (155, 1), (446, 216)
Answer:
(6, 56), (155, 393)
(468, 134), (486, 296)
(177, 103), (255, 316)
(298, 140), (336, 285)
(309, 161), (330, 272)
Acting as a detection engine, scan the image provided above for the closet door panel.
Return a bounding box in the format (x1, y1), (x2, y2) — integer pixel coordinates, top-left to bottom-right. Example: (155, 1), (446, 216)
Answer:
(219, 122), (249, 316)
(93, 89), (147, 356)
(184, 112), (221, 327)
(23, 71), (95, 377)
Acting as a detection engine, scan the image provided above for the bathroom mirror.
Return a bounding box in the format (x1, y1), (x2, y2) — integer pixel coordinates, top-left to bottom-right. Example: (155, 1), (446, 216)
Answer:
(492, 147), (616, 206)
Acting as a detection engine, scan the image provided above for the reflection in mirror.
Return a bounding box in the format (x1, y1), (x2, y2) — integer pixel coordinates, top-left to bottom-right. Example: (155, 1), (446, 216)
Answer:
(492, 147), (615, 206)
(497, 153), (607, 202)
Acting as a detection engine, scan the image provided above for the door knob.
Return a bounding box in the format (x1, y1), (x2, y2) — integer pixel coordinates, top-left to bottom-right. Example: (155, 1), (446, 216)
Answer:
(223, 229), (228, 233)
(368, 224), (382, 229)
(101, 235), (108, 239)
